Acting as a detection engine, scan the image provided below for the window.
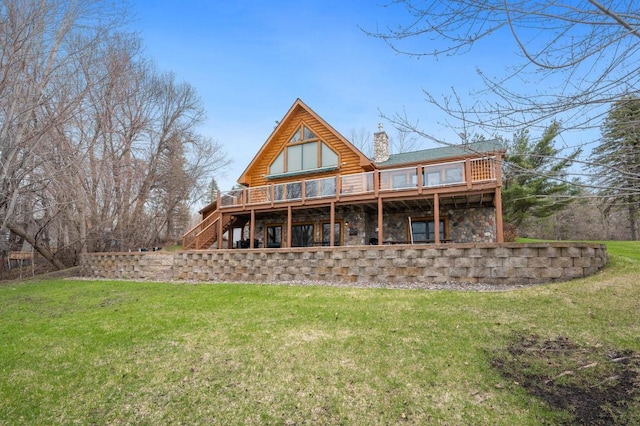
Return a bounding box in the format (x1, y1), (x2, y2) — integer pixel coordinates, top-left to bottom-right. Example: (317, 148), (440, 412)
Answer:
(410, 218), (446, 242)
(291, 224), (314, 247)
(266, 225), (282, 248)
(271, 151), (284, 175)
(321, 143), (338, 167)
(284, 141), (319, 171)
(321, 222), (342, 246)
(269, 125), (339, 175)
(303, 126), (315, 140)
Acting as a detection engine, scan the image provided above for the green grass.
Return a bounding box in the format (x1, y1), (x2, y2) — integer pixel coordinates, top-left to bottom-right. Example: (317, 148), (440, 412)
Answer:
(1, 242), (639, 425)
(588, 240), (640, 262)
(518, 238), (640, 262)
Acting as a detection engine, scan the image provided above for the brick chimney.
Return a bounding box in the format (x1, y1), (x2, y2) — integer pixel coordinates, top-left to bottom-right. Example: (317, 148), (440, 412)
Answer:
(373, 123), (389, 163)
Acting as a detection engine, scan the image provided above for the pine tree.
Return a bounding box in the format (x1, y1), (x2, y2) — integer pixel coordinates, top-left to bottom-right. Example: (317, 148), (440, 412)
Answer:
(590, 95), (640, 240)
(502, 121), (581, 226)
(208, 178), (220, 204)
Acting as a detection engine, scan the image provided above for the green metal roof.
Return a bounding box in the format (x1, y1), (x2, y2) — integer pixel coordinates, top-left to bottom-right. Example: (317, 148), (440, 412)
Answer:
(376, 139), (505, 167)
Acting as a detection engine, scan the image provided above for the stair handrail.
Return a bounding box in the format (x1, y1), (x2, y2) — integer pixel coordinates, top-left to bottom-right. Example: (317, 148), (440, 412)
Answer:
(182, 210), (220, 249)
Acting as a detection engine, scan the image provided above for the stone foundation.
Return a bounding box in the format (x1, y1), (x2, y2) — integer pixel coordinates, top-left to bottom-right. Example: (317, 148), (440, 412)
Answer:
(246, 205), (498, 248)
(79, 242), (607, 286)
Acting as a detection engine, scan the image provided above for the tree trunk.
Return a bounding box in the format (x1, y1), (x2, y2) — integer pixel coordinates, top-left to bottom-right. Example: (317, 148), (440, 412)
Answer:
(7, 222), (67, 270)
(628, 196), (638, 240)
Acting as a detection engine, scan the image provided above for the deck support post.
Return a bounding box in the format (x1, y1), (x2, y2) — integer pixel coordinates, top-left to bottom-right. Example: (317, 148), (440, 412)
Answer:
(377, 197), (383, 245)
(330, 202), (335, 246)
(250, 209), (255, 248)
(434, 194), (440, 244)
(495, 187), (504, 243)
(287, 206), (292, 248)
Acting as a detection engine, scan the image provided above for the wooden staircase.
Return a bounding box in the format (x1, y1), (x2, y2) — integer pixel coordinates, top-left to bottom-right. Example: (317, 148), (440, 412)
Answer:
(182, 207), (247, 250)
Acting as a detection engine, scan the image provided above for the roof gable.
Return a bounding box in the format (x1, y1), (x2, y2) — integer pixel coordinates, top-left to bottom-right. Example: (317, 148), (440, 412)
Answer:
(237, 99), (372, 186)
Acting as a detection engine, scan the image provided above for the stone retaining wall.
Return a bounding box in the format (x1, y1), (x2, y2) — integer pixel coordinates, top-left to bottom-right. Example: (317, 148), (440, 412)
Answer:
(79, 243), (607, 286)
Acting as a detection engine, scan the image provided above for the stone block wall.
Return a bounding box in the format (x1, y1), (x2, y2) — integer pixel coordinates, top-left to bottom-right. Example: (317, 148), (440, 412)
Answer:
(79, 242), (607, 287)
(79, 252), (174, 281)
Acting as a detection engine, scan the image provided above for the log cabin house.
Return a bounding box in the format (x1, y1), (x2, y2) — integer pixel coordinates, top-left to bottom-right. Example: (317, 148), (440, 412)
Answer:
(182, 99), (505, 250)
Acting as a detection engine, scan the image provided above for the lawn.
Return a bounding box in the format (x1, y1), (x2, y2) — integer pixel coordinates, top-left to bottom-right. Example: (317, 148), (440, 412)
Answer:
(0, 242), (639, 425)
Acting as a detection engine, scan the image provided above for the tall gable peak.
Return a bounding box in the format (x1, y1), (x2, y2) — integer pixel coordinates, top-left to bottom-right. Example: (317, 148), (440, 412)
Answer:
(237, 99), (372, 186)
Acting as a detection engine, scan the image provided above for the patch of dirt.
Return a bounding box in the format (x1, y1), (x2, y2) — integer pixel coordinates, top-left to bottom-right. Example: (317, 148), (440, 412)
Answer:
(492, 334), (640, 425)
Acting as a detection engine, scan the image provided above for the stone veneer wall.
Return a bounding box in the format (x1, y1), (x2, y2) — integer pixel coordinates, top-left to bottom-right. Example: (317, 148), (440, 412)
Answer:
(448, 207), (496, 243)
(248, 205), (498, 248)
(79, 243), (607, 286)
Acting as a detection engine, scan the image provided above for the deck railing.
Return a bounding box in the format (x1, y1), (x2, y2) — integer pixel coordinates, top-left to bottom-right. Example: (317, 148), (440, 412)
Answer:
(182, 210), (220, 249)
(306, 176), (337, 199)
(218, 157), (497, 210)
(341, 171), (375, 195)
(380, 166), (418, 191)
(470, 157), (496, 181)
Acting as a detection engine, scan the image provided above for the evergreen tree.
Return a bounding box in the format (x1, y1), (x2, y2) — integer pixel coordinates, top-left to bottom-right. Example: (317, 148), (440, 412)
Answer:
(502, 121), (581, 226)
(590, 95), (640, 240)
(208, 178), (220, 204)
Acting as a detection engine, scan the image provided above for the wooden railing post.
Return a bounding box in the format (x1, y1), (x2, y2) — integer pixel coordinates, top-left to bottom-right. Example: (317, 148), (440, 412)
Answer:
(374, 170), (380, 196)
(217, 213), (223, 249)
(301, 180), (306, 204)
(494, 155), (503, 184)
(270, 184), (275, 208)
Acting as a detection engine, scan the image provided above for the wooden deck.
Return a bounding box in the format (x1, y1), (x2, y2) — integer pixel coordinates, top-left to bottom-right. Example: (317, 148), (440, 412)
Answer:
(217, 157), (499, 214)
(183, 157), (503, 250)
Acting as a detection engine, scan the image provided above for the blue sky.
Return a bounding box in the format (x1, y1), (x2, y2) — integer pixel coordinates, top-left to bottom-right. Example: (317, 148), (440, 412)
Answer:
(130, 1), (511, 192)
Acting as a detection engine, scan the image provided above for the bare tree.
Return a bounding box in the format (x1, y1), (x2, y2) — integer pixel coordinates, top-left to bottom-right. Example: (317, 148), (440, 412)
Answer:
(0, 0), (125, 266)
(70, 41), (229, 252)
(366, 1), (640, 136)
(0, 1), (229, 267)
(390, 128), (419, 154)
(350, 126), (421, 157)
(518, 192), (635, 241)
(349, 128), (372, 157)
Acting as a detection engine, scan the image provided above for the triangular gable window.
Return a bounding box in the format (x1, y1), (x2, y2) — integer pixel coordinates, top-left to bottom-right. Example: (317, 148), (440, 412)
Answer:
(289, 131), (302, 144)
(288, 125), (316, 144)
(270, 125), (338, 176)
(303, 126), (316, 140)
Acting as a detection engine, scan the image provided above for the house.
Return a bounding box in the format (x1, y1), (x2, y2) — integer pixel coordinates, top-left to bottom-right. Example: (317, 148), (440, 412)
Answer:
(182, 99), (505, 250)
